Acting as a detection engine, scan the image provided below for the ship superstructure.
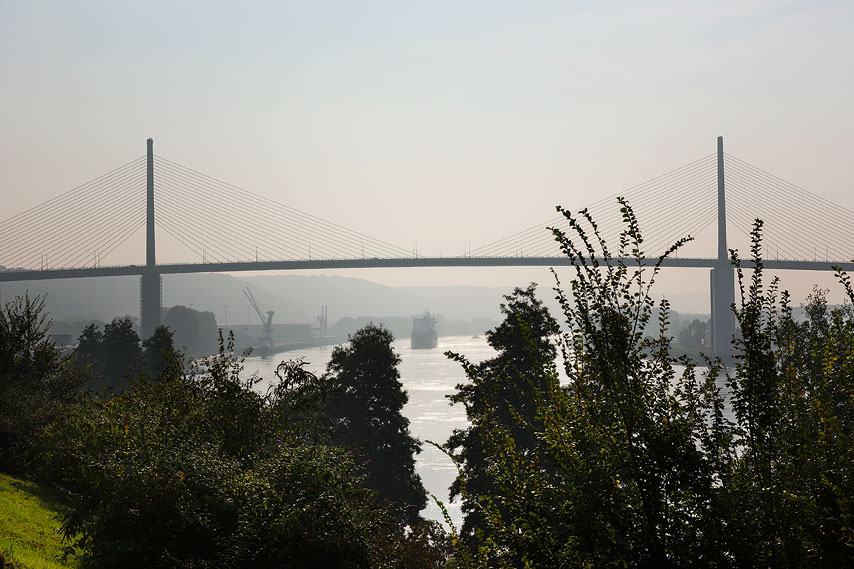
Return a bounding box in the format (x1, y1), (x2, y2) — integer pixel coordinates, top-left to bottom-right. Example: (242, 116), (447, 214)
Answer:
(411, 310), (438, 349)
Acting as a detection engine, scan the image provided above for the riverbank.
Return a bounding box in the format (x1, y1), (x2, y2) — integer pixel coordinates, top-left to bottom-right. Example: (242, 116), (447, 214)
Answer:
(258, 336), (342, 357)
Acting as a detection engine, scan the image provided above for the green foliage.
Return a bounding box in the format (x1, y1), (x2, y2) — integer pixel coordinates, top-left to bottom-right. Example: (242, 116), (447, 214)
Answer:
(0, 293), (57, 383)
(140, 325), (179, 380)
(324, 323), (428, 525)
(35, 331), (443, 568)
(545, 201), (730, 566)
(0, 293), (89, 473)
(73, 316), (142, 392)
(469, 200), (727, 566)
(724, 223), (854, 566)
(1, 294), (446, 565)
(446, 284), (559, 543)
(443, 202), (854, 568)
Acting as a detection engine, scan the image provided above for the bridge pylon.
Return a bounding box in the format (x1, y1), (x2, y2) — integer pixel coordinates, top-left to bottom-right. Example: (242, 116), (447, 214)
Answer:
(710, 136), (736, 358)
(140, 138), (162, 338)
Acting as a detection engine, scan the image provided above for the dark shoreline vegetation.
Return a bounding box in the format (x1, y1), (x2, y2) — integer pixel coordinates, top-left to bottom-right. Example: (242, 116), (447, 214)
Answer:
(1, 202), (853, 568)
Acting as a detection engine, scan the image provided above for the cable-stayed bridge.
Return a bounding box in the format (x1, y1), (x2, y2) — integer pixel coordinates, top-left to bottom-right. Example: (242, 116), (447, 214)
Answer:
(3, 137), (853, 356)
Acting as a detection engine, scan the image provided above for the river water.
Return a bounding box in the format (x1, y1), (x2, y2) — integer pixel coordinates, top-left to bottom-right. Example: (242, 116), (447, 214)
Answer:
(242, 334), (497, 529)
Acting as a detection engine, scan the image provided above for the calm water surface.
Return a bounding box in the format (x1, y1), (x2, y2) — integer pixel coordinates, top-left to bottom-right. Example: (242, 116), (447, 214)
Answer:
(243, 335), (497, 529)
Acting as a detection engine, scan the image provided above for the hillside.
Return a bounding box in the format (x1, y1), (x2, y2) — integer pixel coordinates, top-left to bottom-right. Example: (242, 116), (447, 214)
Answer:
(0, 473), (80, 568)
(0, 273), (509, 327)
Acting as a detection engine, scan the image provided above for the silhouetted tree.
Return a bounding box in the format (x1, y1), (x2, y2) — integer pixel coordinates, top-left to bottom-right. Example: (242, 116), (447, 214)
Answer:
(677, 318), (708, 348)
(74, 323), (103, 371)
(443, 206), (854, 568)
(324, 323), (427, 524)
(102, 317), (140, 379)
(446, 284), (559, 541)
(75, 316), (141, 391)
(442, 201), (730, 567)
(141, 325), (180, 380)
(165, 305), (218, 355)
(722, 225), (854, 566)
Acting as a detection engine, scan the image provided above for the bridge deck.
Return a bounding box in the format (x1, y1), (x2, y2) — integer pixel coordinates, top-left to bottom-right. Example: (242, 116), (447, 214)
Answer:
(2, 257), (853, 282)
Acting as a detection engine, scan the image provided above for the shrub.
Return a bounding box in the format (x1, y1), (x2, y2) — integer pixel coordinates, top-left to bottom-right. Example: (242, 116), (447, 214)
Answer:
(443, 202), (854, 568)
(50, 333), (445, 568)
(0, 293), (90, 473)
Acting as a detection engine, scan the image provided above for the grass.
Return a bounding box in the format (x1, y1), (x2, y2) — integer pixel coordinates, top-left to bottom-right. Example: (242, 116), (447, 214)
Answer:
(0, 472), (80, 569)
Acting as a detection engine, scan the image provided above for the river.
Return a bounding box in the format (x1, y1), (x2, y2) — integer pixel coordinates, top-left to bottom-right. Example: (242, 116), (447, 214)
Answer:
(242, 334), (497, 529)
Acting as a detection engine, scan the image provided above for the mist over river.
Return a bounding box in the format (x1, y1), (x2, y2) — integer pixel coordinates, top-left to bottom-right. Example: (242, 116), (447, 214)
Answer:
(242, 334), (498, 529)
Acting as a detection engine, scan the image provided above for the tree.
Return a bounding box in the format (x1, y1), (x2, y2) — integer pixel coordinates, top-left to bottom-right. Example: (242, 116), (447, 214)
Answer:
(442, 206), (854, 568)
(443, 201), (731, 567)
(0, 293), (88, 472)
(723, 223), (854, 566)
(101, 317), (141, 385)
(74, 323), (103, 372)
(49, 334), (445, 568)
(324, 323), (427, 524)
(165, 305), (218, 355)
(74, 316), (141, 391)
(0, 293), (57, 384)
(677, 318), (708, 348)
(543, 203), (728, 567)
(141, 325), (180, 380)
(446, 284), (559, 542)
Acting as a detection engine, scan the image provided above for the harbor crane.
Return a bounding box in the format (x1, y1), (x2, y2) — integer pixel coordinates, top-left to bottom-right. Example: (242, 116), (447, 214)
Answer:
(243, 286), (274, 348)
(317, 305), (328, 338)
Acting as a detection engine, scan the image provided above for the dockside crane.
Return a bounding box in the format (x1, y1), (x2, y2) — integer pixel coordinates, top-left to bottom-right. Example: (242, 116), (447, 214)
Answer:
(317, 305), (328, 338)
(243, 287), (274, 348)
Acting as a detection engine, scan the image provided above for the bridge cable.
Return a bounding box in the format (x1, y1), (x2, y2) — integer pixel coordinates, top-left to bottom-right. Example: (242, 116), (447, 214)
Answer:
(154, 156), (413, 259)
(155, 158), (412, 260)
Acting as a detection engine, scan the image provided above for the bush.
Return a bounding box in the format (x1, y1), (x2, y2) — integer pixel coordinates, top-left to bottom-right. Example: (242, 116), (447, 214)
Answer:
(45, 333), (445, 568)
(0, 293), (90, 473)
(443, 202), (854, 568)
(723, 222), (854, 565)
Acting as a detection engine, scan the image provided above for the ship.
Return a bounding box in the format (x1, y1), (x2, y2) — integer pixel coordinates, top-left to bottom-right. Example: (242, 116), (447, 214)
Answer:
(411, 310), (438, 349)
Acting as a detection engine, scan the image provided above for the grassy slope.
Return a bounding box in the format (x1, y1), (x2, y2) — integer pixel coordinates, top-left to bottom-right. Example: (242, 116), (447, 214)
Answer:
(0, 473), (80, 569)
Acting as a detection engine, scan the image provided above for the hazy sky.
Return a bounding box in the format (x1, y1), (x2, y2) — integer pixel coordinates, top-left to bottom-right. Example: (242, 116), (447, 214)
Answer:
(2, 1), (853, 305)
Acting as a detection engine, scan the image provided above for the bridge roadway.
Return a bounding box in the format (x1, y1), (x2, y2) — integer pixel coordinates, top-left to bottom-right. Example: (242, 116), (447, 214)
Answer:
(2, 256), (853, 282)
